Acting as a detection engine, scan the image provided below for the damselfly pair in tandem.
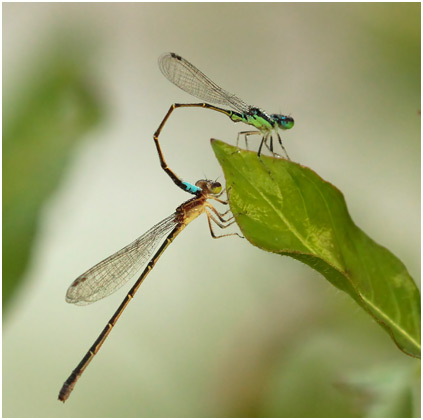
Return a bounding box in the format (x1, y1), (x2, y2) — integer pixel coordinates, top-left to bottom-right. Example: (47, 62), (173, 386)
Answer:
(59, 53), (294, 402)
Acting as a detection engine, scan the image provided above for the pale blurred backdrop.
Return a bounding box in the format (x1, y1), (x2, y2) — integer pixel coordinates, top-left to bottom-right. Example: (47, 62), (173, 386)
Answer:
(3, 3), (420, 417)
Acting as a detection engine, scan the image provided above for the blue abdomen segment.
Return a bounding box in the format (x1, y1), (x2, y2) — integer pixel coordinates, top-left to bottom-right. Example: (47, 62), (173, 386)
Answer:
(182, 181), (201, 194)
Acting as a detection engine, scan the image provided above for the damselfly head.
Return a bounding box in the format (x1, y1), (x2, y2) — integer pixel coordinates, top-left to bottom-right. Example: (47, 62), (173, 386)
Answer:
(195, 180), (222, 195)
(271, 114), (294, 130)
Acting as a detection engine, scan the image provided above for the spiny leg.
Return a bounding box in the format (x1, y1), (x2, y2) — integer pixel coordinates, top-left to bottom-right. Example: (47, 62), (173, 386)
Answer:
(207, 210), (237, 229)
(209, 195), (228, 205)
(206, 202), (235, 223)
(257, 133), (268, 157)
(205, 209), (242, 239)
(218, 208), (232, 218)
(235, 131), (280, 158)
(256, 133), (279, 181)
(209, 196), (233, 219)
(257, 134), (284, 159)
(277, 132), (291, 161)
(269, 135), (274, 153)
(267, 135), (282, 158)
(236, 130), (261, 150)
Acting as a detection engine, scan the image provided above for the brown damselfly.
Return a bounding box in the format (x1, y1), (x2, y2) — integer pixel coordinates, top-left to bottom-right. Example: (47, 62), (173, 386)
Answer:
(58, 179), (238, 402)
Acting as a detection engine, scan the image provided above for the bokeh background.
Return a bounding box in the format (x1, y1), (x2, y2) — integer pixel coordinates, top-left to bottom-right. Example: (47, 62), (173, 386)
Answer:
(3, 3), (420, 417)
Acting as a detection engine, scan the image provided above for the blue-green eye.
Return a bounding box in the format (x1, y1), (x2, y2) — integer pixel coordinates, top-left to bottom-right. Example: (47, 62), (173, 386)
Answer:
(271, 114), (294, 130)
(281, 117), (294, 130)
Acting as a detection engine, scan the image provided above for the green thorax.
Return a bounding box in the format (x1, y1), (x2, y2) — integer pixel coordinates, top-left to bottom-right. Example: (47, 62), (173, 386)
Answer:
(230, 108), (275, 132)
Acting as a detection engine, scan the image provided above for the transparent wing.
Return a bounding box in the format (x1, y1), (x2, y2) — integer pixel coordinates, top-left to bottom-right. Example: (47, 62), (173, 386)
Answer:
(159, 52), (251, 114)
(66, 213), (178, 305)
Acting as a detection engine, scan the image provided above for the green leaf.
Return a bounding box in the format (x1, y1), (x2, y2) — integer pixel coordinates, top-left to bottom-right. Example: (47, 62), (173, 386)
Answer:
(3, 42), (104, 311)
(211, 139), (420, 358)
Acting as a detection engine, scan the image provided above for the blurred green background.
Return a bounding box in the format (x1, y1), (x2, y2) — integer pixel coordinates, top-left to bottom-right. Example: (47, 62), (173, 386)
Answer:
(3, 3), (420, 417)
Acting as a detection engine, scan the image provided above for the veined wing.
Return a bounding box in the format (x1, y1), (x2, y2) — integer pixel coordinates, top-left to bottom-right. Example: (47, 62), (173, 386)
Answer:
(66, 213), (178, 305)
(159, 52), (251, 114)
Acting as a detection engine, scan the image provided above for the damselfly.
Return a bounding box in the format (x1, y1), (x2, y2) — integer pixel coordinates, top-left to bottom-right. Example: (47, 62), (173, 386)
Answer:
(58, 179), (238, 402)
(154, 52), (294, 193)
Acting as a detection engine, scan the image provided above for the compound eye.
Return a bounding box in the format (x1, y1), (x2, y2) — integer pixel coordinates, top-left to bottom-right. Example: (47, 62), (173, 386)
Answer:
(210, 182), (222, 194)
(281, 117), (294, 130)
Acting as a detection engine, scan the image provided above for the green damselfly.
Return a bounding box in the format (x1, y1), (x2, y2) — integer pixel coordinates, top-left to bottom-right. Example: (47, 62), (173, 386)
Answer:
(154, 53), (294, 193)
